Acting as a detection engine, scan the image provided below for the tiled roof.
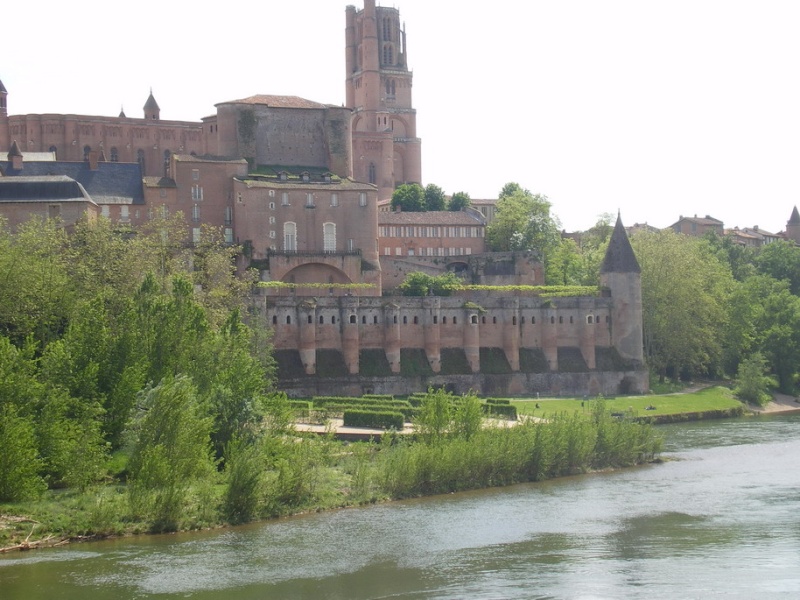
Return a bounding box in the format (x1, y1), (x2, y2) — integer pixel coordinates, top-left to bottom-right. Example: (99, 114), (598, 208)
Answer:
(1, 160), (145, 205)
(217, 95), (334, 109)
(673, 215), (723, 226)
(173, 154), (247, 164)
(379, 211), (485, 226)
(236, 176), (374, 192)
(0, 176), (95, 204)
(789, 206), (800, 225)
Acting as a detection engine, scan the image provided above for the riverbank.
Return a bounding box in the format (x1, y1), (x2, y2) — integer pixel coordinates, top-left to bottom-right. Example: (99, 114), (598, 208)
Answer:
(0, 386), (786, 553)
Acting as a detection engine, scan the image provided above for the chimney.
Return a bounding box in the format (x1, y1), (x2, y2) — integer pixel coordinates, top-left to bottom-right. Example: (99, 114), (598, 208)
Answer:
(8, 139), (22, 170)
(88, 150), (100, 171)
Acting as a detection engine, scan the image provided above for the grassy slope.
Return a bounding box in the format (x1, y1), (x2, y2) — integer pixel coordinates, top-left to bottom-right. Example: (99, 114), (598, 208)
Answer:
(510, 386), (741, 419)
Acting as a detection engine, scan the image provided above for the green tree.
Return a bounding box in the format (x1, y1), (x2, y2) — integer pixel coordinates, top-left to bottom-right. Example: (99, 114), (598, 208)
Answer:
(632, 230), (734, 380)
(0, 404), (46, 502)
(448, 191), (471, 211)
(754, 239), (800, 295)
(424, 184), (446, 211)
(485, 189), (561, 258)
(734, 352), (776, 406)
(397, 271), (462, 296)
(127, 376), (215, 531)
(546, 238), (584, 286)
(390, 183), (426, 212)
(414, 388), (453, 444)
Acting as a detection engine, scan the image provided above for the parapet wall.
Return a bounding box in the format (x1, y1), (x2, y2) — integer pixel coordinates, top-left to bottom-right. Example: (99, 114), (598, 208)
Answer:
(266, 292), (646, 395)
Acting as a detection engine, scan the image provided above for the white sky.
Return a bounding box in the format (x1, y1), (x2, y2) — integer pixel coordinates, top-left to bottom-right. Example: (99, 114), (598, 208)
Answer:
(4, 0), (800, 232)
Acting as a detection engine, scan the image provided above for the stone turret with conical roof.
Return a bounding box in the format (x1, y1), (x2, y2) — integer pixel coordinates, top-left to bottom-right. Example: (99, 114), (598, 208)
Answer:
(599, 213), (644, 367)
(143, 89), (160, 120)
(785, 206), (800, 245)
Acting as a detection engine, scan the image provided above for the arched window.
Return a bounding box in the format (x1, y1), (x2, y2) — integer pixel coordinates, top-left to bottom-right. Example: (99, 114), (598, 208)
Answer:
(393, 315), (398, 324)
(588, 316), (594, 324)
(83, 145), (91, 161)
(331, 316), (336, 324)
(272, 315), (277, 325)
(350, 315), (357, 324)
(286, 315), (291, 324)
(513, 316), (517, 325)
(413, 316), (418, 324)
(307, 315), (312, 324)
(48, 145), (57, 158)
(323, 222), (336, 252)
(471, 315), (478, 324)
(110, 147), (118, 162)
(453, 317), (457, 325)
(550, 316), (555, 324)
(362, 316), (367, 324)
(442, 317), (447, 324)
(493, 317), (497, 324)
(284, 222), (297, 251)
(319, 315), (324, 324)
(382, 44), (393, 65)
(368, 163), (376, 184)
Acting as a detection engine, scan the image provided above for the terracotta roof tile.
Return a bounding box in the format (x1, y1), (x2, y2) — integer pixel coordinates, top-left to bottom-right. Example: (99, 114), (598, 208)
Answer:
(379, 211), (485, 226)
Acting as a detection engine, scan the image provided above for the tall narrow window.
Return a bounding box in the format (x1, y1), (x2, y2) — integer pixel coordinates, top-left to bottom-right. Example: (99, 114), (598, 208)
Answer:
(224, 206), (233, 226)
(83, 145), (91, 161)
(359, 192), (367, 206)
(137, 149), (145, 172)
(323, 222), (336, 252)
(110, 147), (118, 162)
(192, 204), (200, 222)
(191, 185), (203, 201)
(368, 163), (376, 184)
(284, 222), (297, 252)
(331, 193), (339, 207)
(281, 192), (289, 206)
(163, 150), (171, 177)
(306, 193), (314, 207)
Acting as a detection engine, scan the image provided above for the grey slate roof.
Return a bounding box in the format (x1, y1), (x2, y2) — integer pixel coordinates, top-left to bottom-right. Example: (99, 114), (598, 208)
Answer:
(1, 160), (144, 205)
(0, 176), (95, 204)
(600, 214), (641, 274)
(0, 78), (6, 94)
(789, 206), (800, 225)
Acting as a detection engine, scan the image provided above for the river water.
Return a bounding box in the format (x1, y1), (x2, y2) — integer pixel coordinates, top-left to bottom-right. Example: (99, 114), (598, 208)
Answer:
(2, 414), (799, 599)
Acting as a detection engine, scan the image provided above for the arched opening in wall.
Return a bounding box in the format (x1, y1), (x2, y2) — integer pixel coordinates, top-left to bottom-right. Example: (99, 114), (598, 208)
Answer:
(323, 222), (336, 252)
(272, 315), (277, 325)
(368, 163), (376, 185)
(493, 317), (497, 324)
(373, 315), (378, 324)
(307, 315), (313, 324)
(413, 316), (418, 324)
(471, 315), (478, 324)
(48, 145), (57, 158)
(350, 315), (357, 324)
(512, 316), (517, 325)
(110, 147), (118, 162)
(280, 264), (351, 298)
(393, 315), (397, 324)
(587, 316), (593, 324)
(481, 316), (486, 324)
(83, 145), (91, 161)
(403, 316), (408, 324)
(286, 315), (291, 324)
(319, 315), (324, 324)
(331, 316), (336, 324)
(446, 261), (469, 274)
(362, 315), (367, 324)
(453, 317), (457, 325)
(352, 115), (368, 133)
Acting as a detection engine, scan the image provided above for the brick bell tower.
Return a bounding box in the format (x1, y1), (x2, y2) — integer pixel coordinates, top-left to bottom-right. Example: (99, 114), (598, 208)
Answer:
(345, 1), (421, 201)
(0, 78), (9, 154)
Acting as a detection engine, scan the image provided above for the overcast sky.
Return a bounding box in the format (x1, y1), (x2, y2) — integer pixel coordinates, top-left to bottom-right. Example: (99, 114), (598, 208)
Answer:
(4, 0), (800, 232)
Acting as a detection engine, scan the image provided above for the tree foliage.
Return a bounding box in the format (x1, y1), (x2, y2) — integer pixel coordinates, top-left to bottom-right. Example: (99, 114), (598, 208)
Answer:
(424, 184), (446, 211)
(485, 186), (561, 259)
(390, 183), (426, 212)
(632, 230), (733, 380)
(448, 191), (471, 211)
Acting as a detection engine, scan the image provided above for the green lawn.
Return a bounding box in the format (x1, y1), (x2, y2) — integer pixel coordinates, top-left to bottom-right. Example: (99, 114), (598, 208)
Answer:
(510, 386), (742, 419)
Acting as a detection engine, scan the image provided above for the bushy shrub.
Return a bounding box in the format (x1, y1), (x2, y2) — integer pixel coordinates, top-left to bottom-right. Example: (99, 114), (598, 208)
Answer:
(343, 410), (404, 430)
